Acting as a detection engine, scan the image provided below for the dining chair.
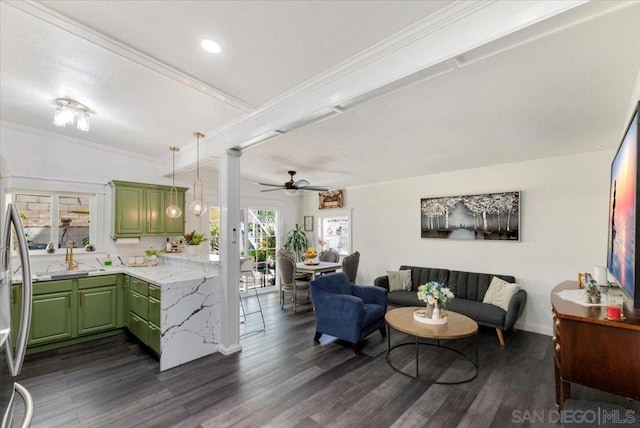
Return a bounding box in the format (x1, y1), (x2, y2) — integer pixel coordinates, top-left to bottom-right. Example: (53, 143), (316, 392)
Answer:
(277, 247), (311, 280)
(277, 255), (310, 313)
(341, 251), (360, 283)
(318, 248), (340, 263)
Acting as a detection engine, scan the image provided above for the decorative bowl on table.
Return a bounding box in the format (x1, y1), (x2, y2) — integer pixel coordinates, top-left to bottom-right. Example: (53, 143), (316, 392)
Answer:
(303, 247), (318, 264)
(413, 308), (448, 325)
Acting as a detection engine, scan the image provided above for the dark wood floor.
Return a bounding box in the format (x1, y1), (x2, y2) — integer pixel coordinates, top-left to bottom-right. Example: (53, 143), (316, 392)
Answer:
(13, 290), (639, 427)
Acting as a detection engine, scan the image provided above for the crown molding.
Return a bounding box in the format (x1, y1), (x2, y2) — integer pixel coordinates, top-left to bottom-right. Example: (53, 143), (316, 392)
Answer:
(0, 121), (158, 163)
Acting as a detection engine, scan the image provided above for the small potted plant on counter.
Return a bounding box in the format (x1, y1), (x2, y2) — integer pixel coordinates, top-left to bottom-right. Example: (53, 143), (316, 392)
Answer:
(145, 247), (161, 264)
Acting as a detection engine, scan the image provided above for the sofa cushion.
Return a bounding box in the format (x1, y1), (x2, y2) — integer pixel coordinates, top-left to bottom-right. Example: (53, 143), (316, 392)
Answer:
(446, 299), (506, 328)
(387, 290), (423, 307)
(387, 270), (412, 291)
(483, 277), (521, 311)
(449, 270), (516, 302)
(399, 266), (450, 292)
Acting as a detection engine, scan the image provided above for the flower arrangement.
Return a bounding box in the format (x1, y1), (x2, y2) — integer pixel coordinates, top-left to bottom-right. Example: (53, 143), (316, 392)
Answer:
(303, 247), (318, 259)
(417, 281), (454, 308)
(184, 230), (208, 245)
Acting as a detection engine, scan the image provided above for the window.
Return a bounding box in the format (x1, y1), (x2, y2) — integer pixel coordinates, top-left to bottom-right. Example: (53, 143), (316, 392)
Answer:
(318, 212), (351, 256)
(209, 207), (220, 254)
(242, 209), (277, 263)
(14, 192), (92, 250)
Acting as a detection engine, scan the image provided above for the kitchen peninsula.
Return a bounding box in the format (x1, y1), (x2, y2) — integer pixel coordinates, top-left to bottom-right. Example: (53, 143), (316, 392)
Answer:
(12, 253), (221, 371)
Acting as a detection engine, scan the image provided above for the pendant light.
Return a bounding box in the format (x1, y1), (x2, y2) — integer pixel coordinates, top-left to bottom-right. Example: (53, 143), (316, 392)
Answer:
(166, 146), (182, 219)
(189, 132), (207, 217)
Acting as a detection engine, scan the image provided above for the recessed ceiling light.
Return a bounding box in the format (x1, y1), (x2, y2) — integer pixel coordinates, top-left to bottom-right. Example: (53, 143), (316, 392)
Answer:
(201, 39), (221, 54)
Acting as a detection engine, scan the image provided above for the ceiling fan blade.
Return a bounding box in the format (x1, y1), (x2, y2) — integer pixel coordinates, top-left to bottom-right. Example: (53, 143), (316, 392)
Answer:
(261, 188), (285, 193)
(293, 179), (310, 188)
(298, 185), (330, 191)
(257, 182), (285, 188)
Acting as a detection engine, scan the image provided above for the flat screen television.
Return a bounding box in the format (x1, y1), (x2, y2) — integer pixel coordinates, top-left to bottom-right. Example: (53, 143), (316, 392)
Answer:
(607, 100), (640, 308)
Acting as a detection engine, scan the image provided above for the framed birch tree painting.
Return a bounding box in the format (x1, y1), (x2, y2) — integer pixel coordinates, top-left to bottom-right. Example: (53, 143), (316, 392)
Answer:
(420, 191), (520, 241)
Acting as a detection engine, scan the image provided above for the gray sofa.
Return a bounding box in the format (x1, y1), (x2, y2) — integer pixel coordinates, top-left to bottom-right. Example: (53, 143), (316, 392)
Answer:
(374, 265), (527, 345)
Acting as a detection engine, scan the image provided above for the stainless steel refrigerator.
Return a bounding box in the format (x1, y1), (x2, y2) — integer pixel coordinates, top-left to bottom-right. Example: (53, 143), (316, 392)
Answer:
(1, 204), (34, 427)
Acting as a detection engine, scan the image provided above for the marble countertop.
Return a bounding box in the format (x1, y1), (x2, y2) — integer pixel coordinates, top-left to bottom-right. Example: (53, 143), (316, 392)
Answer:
(14, 254), (218, 287)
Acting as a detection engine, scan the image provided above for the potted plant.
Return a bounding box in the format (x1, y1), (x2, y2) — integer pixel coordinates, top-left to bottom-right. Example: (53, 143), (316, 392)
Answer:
(184, 230), (208, 256)
(145, 247), (161, 263)
(284, 224), (309, 261)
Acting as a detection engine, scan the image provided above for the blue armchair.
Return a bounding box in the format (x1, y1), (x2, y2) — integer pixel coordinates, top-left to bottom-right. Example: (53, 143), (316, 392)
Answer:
(310, 272), (388, 353)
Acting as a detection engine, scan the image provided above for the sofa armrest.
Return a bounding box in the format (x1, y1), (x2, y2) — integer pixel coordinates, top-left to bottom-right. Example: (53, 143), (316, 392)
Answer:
(503, 289), (527, 330)
(352, 285), (387, 308)
(373, 275), (390, 290)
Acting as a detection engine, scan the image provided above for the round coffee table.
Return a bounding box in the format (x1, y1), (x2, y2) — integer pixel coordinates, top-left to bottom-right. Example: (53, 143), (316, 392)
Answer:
(385, 307), (479, 384)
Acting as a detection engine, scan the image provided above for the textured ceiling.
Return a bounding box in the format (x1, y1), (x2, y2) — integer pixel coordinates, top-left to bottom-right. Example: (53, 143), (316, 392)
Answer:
(1, 1), (640, 190)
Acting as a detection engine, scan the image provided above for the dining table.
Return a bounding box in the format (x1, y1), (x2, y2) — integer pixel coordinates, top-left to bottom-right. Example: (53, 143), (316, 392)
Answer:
(295, 261), (342, 281)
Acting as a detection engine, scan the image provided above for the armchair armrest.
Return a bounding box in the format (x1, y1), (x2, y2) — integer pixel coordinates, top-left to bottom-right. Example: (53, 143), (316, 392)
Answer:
(503, 289), (527, 330)
(352, 285), (387, 308)
(373, 275), (390, 290)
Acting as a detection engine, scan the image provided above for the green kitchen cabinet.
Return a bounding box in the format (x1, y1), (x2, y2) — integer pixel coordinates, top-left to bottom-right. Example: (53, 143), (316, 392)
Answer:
(30, 291), (73, 345)
(128, 312), (148, 345)
(148, 322), (161, 355)
(128, 289), (148, 319)
(146, 189), (165, 234)
(122, 276), (129, 327)
(77, 285), (117, 335)
(124, 275), (161, 356)
(110, 180), (187, 238)
(113, 185), (145, 236)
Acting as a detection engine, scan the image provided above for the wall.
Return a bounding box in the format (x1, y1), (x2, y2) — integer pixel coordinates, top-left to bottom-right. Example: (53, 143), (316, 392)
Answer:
(0, 124), (299, 259)
(302, 151), (612, 335)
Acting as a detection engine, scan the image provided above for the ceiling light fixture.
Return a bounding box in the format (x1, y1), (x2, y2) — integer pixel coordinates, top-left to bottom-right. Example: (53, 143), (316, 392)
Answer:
(166, 146), (182, 219)
(53, 98), (90, 131)
(189, 132), (207, 217)
(201, 39), (221, 54)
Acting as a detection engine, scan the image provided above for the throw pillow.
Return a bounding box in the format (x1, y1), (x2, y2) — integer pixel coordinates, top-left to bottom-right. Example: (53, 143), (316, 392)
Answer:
(483, 276), (520, 311)
(387, 270), (412, 292)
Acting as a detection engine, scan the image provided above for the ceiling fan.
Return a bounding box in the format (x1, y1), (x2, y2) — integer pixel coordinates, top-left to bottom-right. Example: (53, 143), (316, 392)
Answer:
(258, 170), (330, 195)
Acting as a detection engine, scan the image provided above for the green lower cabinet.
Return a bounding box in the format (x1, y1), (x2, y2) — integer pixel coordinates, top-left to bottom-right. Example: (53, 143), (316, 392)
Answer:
(148, 297), (160, 326)
(122, 277), (129, 327)
(124, 275), (161, 357)
(148, 322), (161, 355)
(78, 286), (117, 335)
(128, 311), (148, 345)
(129, 290), (148, 319)
(30, 291), (73, 345)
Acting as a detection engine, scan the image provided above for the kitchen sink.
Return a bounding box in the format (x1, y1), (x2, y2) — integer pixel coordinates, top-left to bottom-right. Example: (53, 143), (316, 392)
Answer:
(35, 269), (106, 280)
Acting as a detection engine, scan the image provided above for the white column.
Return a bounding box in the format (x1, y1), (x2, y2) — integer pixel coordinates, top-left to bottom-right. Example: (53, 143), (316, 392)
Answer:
(218, 148), (242, 354)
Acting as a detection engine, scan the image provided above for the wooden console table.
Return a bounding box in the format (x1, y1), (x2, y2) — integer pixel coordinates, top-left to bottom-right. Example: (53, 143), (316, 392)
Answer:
(551, 281), (640, 408)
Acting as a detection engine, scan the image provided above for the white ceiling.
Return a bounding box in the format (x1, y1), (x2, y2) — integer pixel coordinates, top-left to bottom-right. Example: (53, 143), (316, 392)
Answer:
(2, 1), (640, 191)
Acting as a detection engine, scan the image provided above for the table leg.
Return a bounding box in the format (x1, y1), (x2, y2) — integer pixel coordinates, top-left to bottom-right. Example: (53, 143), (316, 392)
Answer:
(387, 324), (391, 351)
(415, 335), (419, 378)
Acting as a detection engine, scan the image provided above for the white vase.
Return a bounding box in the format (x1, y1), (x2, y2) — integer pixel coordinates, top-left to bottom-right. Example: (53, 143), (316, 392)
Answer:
(432, 304), (440, 320)
(187, 244), (199, 257)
